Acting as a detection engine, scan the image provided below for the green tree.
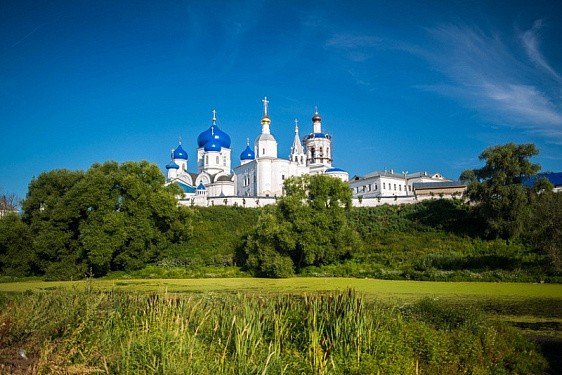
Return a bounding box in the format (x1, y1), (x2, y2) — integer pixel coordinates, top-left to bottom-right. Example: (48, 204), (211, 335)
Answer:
(21, 169), (86, 278)
(245, 175), (361, 277)
(0, 213), (35, 276)
(461, 143), (541, 240)
(526, 189), (562, 270)
(21, 161), (193, 279)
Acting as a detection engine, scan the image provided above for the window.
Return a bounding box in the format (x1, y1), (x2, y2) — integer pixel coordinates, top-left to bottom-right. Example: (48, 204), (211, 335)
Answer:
(394, 184), (396, 190)
(375, 184), (378, 190)
(399, 185), (402, 191)
(282, 175), (285, 180)
(216, 156), (219, 164)
(383, 182), (386, 189)
(263, 148), (265, 155)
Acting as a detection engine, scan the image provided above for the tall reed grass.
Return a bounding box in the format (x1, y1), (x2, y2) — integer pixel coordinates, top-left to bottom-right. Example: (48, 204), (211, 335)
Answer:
(0, 288), (547, 374)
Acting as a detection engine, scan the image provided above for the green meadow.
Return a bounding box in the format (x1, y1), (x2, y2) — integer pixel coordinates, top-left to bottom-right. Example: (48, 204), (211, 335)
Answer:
(2, 278), (560, 374)
(2, 277), (561, 344)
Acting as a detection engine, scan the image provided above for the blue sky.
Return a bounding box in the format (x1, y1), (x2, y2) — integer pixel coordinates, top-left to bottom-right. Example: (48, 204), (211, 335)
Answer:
(1, 0), (562, 200)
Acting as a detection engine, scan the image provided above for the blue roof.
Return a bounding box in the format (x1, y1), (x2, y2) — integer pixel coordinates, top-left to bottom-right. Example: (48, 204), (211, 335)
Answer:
(197, 182), (206, 190)
(204, 139), (221, 152)
(176, 182), (195, 193)
(166, 161), (179, 169)
(522, 172), (562, 187)
(240, 144), (255, 160)
(173, 144), (188, 160)
(326, 167), (346, 173)
(197, 124), (231, 149)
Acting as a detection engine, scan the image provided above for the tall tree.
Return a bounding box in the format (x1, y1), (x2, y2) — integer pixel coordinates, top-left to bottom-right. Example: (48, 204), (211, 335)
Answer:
(245, 174), (361, 277)
(21, 161), (193, 279)
(461, 143), (541, 240)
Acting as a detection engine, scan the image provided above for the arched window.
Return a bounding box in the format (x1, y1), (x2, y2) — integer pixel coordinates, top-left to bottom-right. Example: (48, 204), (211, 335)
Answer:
(216, 156), (219, 164)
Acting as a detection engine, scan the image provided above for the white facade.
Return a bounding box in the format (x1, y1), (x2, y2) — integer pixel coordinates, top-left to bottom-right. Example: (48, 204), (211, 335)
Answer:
(165, 97), (349, 205)
(350, 170), (450, 198)
(166, 110), (235, 199)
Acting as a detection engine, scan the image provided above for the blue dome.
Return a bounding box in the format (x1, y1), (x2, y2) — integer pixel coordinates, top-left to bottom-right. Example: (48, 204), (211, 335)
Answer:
(197, 182), (206, 190)
(240, 144), (255, 160)
(166, 161), (180, 169)
(326, 167), (346, 173)
(204, 139), (221, 152)
(173, 144), (188, 160)
(197, 125), (231, 148)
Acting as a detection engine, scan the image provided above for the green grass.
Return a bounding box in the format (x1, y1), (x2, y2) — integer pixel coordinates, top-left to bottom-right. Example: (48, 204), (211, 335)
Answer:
(2, 277), (561, 339)
(0, 287), (550, 374)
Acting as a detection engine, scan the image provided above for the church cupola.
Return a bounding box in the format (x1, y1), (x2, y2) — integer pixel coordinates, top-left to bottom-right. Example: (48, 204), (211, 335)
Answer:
(170, 137), (188, 175)
(304, 108), (333, 167)
(197, 110), (232, 174)
(240, 138), (255, 164)
(312, 108), (323, 135)
(173, 142), (188, 160)
(197, 110), (231, 149)
(254, 96), (278, 159)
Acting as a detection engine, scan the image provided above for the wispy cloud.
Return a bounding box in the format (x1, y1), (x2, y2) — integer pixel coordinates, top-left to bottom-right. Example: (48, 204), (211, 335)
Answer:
(416, 23), (562, 144)
(520, 20), (562, 82)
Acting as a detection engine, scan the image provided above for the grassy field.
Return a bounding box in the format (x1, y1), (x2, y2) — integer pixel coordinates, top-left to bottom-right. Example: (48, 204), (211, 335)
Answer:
(2, 277), (561, 337)
(2, 279), (559, 374)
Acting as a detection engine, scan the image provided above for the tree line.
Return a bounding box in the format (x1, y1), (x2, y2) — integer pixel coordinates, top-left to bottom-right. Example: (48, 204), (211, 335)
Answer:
(0, 161), (193, 279)
(0, 143), (561, 280)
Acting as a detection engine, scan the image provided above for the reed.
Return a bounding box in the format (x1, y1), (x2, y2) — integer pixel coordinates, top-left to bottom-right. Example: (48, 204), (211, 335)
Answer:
(0, 288), (547, 374)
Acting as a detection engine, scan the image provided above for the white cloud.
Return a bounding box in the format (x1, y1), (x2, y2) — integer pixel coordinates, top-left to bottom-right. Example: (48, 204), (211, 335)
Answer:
(520, 20), (562, 82)
(416, 23), (562, 144)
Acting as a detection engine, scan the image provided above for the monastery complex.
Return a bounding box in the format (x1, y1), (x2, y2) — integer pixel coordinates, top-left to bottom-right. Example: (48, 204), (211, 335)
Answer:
(165, 97), (466, 207)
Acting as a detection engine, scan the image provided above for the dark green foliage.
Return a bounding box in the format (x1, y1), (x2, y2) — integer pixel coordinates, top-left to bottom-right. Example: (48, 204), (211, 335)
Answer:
(0, 213), (35, 277)
(165, 206), (260, 268)
(244, 175), (361, 277)
(461, 143), (542, 240)
(17, 161), (192, 279)
(526, 190), (562, 270)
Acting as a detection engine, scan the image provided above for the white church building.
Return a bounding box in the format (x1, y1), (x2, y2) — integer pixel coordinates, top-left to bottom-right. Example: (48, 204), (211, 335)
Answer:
(165, 97), (349, 207)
